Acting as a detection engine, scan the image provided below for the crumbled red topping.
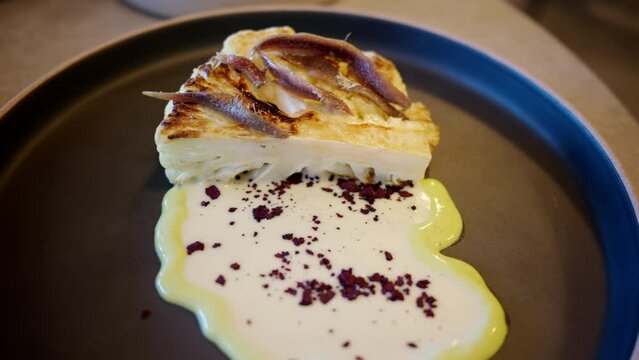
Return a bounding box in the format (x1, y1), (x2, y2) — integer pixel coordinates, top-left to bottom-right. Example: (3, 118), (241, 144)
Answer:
(195, 172), (438, 357)
(186, 241), (205, 255)
(215, 275), (226, 286)
(291, 279), (337, 306)
(338, 268), (373, 301)
(285, 288), (297, 295)
(205, 185), (221, 200)
(252, 205), (283, 222)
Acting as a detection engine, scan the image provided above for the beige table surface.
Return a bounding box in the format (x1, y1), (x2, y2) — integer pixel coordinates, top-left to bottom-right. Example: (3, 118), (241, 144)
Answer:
(1, 0), (638, 193)
(1, 0), (638, 356)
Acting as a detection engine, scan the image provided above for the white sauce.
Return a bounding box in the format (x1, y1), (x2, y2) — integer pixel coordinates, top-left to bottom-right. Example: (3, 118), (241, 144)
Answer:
(168, 176), (501, 359)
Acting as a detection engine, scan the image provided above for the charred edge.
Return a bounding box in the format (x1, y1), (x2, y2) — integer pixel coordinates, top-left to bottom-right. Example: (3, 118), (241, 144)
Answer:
(167, 129), (201, 139)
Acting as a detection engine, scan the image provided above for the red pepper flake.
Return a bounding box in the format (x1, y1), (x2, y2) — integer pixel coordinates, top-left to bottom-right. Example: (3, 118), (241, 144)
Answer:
(212, 242), (221, 248)
(321, 187), (333, 193)
(230, 263), (240, 270)
(416, 294), (425, 308)
(398, 190), (413, 198)
(416, 292), (437, 317)
(359, 184), (389, 204)
(274, 251), (290, 263)
(269, 269), (285, 280)
(306, 249), (314, 255)
(285, 288), (298, 295)
(200, 201), (210, 207)
(368, 272), (405, 301)
(416, 279), (430, 289)
(228, 207), (237, 212)
(318, 290), (336, 304)
(338, 179), (360, 192)
(312, 226), (319, 231)
(338, 268), (371, 300)
(405, 274), (413, 286)
(205, 185), (221, 200)
(342, 341), (350, 348)
(336, 213), (344, 218)
(384, 251), (393, 261)
(385, 288), (404, 301)
(229, 221), (235, 225)
(292, 237), (305, 246)
(355, 357), (365, 360)
(341, 191), (356, 204)
(186, 241), (205, 255)
(300, 289), (313, 306)
(252, 205), (284, 222)
(373, 215), (379, 222)
(282, 233), (293, 240)
(140, 309), (152, 320)
(407, 342), (417, 348)
(215, 275), (226, 286)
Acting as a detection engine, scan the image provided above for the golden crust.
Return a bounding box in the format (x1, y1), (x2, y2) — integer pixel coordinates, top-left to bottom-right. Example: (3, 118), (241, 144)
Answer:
(156, 27), (440, 155)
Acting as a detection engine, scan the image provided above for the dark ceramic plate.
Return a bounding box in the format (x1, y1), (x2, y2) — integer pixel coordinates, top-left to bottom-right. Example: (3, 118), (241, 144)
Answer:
(1, 9), (637, 360)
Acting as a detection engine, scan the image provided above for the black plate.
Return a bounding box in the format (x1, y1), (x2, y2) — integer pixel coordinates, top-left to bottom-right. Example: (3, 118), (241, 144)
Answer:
(1, 9), (637, 360)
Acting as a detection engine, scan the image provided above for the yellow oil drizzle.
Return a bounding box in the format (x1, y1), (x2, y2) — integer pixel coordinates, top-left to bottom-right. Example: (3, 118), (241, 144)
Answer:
(155, 187), (265, 360)
(155, 179), (507, 360)
(409, 179), (507, 359)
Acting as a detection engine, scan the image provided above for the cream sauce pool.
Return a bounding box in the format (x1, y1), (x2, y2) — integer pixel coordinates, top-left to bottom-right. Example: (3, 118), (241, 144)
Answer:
(155, 175), (507, 359)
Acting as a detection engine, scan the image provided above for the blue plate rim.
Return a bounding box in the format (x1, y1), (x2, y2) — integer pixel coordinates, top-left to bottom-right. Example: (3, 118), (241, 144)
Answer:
(1, 6), (637, 359)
